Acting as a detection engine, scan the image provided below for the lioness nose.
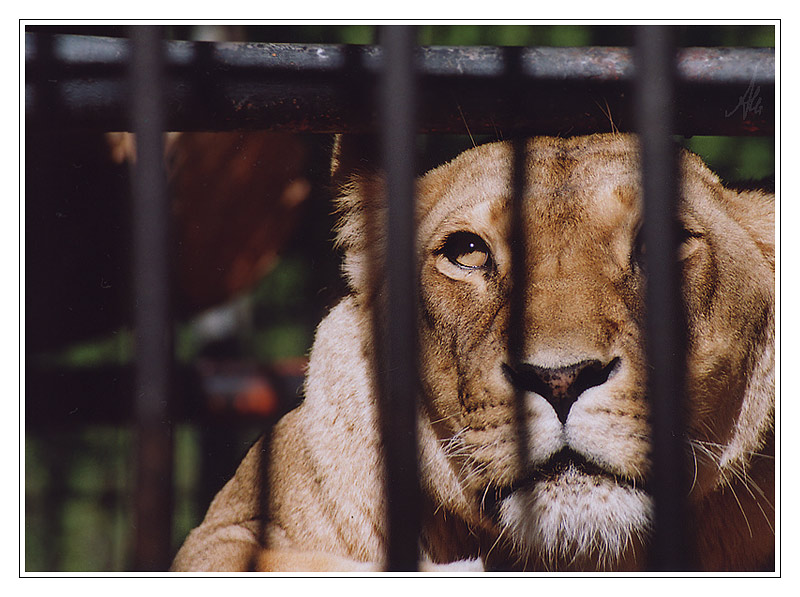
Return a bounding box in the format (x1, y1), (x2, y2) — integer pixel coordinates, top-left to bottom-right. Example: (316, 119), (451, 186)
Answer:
(505, 358), (619, 424)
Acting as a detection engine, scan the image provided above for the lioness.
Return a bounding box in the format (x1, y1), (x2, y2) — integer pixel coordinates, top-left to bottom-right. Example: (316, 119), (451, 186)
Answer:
(171, 133), (774, 572)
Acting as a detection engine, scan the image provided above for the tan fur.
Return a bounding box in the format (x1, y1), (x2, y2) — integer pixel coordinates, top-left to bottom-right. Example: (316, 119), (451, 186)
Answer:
(171, 133), (774, 572)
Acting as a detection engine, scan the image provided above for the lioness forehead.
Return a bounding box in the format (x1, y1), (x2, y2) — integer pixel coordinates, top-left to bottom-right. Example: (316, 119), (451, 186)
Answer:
(417, 133), (643, 238)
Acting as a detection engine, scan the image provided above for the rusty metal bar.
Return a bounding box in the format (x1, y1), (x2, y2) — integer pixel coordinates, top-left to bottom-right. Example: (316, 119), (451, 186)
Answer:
(509, 135), (529, 475)
(504, 45), (532, 478)
(634, 25), (694, 572)
(376, 24), (422, 572)
(25, 32), (774, 135)
(130, 25), (174, 572)
(23, 33), (775, 83)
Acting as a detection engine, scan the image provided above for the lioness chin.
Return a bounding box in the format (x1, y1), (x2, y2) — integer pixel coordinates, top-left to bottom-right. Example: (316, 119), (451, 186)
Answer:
(171, 133), (774, 572)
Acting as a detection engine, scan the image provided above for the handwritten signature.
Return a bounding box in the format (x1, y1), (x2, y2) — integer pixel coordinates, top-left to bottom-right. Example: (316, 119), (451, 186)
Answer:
(725, 72), (763, 120)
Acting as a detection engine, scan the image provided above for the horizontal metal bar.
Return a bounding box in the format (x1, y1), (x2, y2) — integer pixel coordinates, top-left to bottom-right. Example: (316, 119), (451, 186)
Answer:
(25, 33), (775, 135)
(25, 33), (775, 83)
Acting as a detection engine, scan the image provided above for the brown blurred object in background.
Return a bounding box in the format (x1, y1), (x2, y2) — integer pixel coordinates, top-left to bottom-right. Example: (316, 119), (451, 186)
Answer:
(108, 130), (311, 313)
(168, 131), (310, 313)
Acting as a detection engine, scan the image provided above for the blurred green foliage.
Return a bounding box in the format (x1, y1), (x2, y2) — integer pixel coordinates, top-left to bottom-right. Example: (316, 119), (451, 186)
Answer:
(249, 256), (318, 362)
(25, 23), (775, 572)
(681, 136), (774, 184)
(25, 426), (202, 571)
(25, 427), (133, 571)
(233, 23), (775, 48)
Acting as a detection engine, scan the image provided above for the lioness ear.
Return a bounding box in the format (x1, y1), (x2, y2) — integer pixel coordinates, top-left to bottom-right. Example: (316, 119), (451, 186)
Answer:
(331, 134), (386, 298)
(331, 134), (380, 188)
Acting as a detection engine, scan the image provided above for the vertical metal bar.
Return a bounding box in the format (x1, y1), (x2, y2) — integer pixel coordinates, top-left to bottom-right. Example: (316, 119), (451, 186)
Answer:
(131, 25), (174, 572)
(509, 138), (529, 472)
(249, 429), (272, 571)
(634, 25), (694, 571)
(505, 47), (530, 475)
(377, 25), (421, 571)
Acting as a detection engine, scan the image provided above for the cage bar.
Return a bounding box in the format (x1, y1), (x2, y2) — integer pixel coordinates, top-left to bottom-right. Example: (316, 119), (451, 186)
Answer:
(508, 137), (531, 495)
(376, 25), (422, 572)
(634, 25), (694, 572)
(130, 25), (175, 572)
(503, 45), (532, 477)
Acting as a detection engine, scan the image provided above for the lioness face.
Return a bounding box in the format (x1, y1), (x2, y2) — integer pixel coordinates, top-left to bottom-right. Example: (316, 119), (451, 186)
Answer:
(408, 135), (772, 570)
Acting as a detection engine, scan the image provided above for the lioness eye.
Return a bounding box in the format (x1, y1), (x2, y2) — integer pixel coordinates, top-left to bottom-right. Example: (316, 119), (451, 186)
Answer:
(632, 228), (645, 269)
(440, 232), (491, 269)
(632, 225), (700, 271)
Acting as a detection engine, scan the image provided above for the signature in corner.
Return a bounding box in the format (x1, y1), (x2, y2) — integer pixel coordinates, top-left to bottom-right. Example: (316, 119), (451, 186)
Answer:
(725, 71), (764, 120)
